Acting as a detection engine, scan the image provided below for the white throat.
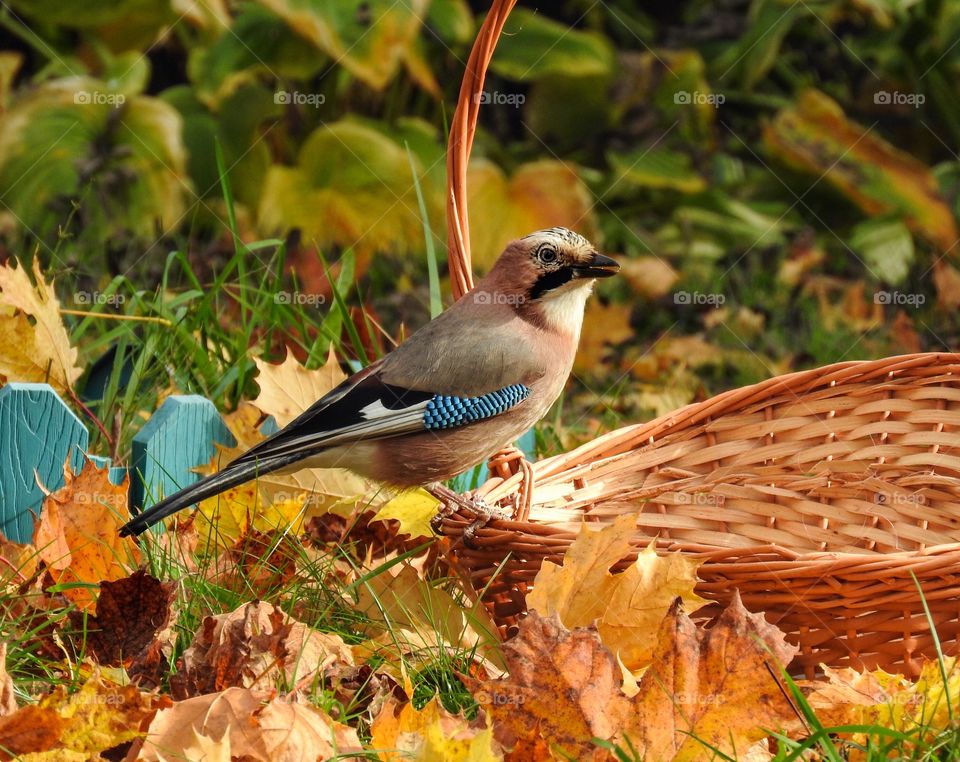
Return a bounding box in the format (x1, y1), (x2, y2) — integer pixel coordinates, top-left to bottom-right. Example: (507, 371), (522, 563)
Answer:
(538, 280), (593, 340)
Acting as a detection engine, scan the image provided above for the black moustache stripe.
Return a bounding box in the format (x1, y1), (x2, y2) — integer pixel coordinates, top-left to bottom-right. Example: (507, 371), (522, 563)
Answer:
(530, 267), (575, 299)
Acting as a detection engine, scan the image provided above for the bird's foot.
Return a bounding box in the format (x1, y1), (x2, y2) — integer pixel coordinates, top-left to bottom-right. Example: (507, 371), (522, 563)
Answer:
(462, 494), (511, 549)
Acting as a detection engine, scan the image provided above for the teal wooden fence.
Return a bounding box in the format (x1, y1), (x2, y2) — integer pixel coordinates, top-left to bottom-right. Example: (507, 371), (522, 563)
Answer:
(0, 383), (236, 543)
(0, 382), (535, 544)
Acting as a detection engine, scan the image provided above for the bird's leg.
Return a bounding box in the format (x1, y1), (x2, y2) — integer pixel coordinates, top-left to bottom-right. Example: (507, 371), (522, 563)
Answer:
(461, 493), (511, 548)
(427, 483), (510, 546)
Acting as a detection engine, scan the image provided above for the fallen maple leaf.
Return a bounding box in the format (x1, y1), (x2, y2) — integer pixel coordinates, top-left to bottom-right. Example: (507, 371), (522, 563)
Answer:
(371, 695), (501, 762)
(134, 687), (362, 762)
(371, 488), (441, 539)
(76, 570), (174, 688)
(465, 611), (632, 761)
(0, 258), (82, 394)
(33, 458), (138, 612)
(170, 600), (354, 699)
(619, 593), (798, 761)
(797, 664), (907, 731)
(528, 514), (708, 671)
(240, 349), (391, 516)
(252, 346), (347, 428)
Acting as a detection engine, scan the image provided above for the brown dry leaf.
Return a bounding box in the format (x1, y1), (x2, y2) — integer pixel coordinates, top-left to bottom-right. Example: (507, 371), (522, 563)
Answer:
(933, 260), (960, 309)
(468, 158), (599, 269)
(764, 89), (958, 253)
(204, 530), (300, 595)
(574, 300), (633, 375)
(370, 695), (501, 762)
(0, 644), (16, 717)
(465, 612), (632, 761)
(76, 570), (174, 688)
(135, 687), (362, 762)
(619, 256), (679, 299)
(619, 593), (798, 761)
(0, 704), (63, 760)
(0, 258), (82, 394)
(891, 310), (922, 353)
(528, 514), (708, 671)
(33, 458), (137, 612)
(170, 600), (354, 699)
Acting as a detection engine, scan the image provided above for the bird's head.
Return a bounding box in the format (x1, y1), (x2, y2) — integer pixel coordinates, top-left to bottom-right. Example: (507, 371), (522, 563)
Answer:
(482, 227), (619, 335)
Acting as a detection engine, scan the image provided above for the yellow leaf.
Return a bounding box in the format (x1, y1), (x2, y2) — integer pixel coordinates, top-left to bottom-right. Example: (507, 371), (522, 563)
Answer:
(467, 158), (598, 269)
(250, 346), (390, 511)
(33, 459), (137, 612)
(252, 346), (346, 428)
(0, 259), (81, 394)
(764, 89), (958, 253)
(353, 564), (499, 656)
(528, 514), (708, 671)
(372, 488), (441, 539)
(371, 696), (501, 762)
(36, 671), (165, 754)
(194, 483), (257, 552)
(573, 300), (633, 376)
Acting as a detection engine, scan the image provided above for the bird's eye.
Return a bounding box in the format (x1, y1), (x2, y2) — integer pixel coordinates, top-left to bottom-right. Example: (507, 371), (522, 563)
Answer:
(537, 245), (559, 265)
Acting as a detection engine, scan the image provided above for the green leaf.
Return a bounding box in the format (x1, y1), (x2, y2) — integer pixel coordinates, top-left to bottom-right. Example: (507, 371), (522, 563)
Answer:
(187, 6), (324, 104)
(255, 0), (429, 89)
(850, 218), (915, 285)
(426, 0), (473, 44)
(6, 0), (173, 28)
(491, 8), (615, 81)
(257, 120), (427, 256)
(0, 78), (187, 248)
(712, 0), (804, 88)
(607, 148), (707, 194)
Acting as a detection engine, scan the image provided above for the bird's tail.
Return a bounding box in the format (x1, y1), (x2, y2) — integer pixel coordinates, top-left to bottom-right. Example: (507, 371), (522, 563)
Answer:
(119, 453), (301, 537)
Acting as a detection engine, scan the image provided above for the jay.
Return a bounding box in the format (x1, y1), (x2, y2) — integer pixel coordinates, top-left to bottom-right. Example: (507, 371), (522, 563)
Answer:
(120, 227), (618, 536)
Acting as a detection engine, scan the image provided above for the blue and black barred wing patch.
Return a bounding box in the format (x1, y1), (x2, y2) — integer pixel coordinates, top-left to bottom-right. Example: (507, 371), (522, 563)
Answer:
(232, 366), (531, 462)
(423, 384), (530, 430)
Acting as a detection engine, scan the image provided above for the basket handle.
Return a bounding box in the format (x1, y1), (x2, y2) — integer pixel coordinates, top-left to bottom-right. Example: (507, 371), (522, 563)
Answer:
(445, 0), (518, 301)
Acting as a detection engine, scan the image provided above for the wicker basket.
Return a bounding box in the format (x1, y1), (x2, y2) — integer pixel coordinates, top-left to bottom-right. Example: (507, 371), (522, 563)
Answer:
(439, 2), (960, 678)
(436, 354), (960, 678)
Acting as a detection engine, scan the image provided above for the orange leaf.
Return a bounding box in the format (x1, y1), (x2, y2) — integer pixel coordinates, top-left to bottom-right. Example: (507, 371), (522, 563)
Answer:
(465, 611), (632, 760)
(33, 459), (137, 612)
(620, 593), (798, 761)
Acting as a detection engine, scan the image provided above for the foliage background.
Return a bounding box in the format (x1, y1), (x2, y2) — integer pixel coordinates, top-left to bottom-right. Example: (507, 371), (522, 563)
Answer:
(1, 0), (959, 456)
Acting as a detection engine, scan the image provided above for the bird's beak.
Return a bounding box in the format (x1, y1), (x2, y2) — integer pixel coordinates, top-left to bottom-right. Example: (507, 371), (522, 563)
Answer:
(573, 252), (620, 279)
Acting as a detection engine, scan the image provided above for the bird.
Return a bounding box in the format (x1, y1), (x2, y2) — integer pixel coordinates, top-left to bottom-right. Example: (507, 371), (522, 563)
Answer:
(119, 227), (619, 537)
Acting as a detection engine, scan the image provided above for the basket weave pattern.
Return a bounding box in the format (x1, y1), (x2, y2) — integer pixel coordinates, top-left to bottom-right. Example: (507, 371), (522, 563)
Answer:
(437, 1), (960, 680)
(437, 354), (960, 678)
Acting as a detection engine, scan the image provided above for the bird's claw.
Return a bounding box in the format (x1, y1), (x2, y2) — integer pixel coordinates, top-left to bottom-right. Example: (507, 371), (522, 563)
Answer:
(462, 495), (511, 549)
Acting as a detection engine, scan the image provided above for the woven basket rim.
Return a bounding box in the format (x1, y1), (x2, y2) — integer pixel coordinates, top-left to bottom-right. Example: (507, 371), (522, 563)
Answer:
(479, 352), (960, 495)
